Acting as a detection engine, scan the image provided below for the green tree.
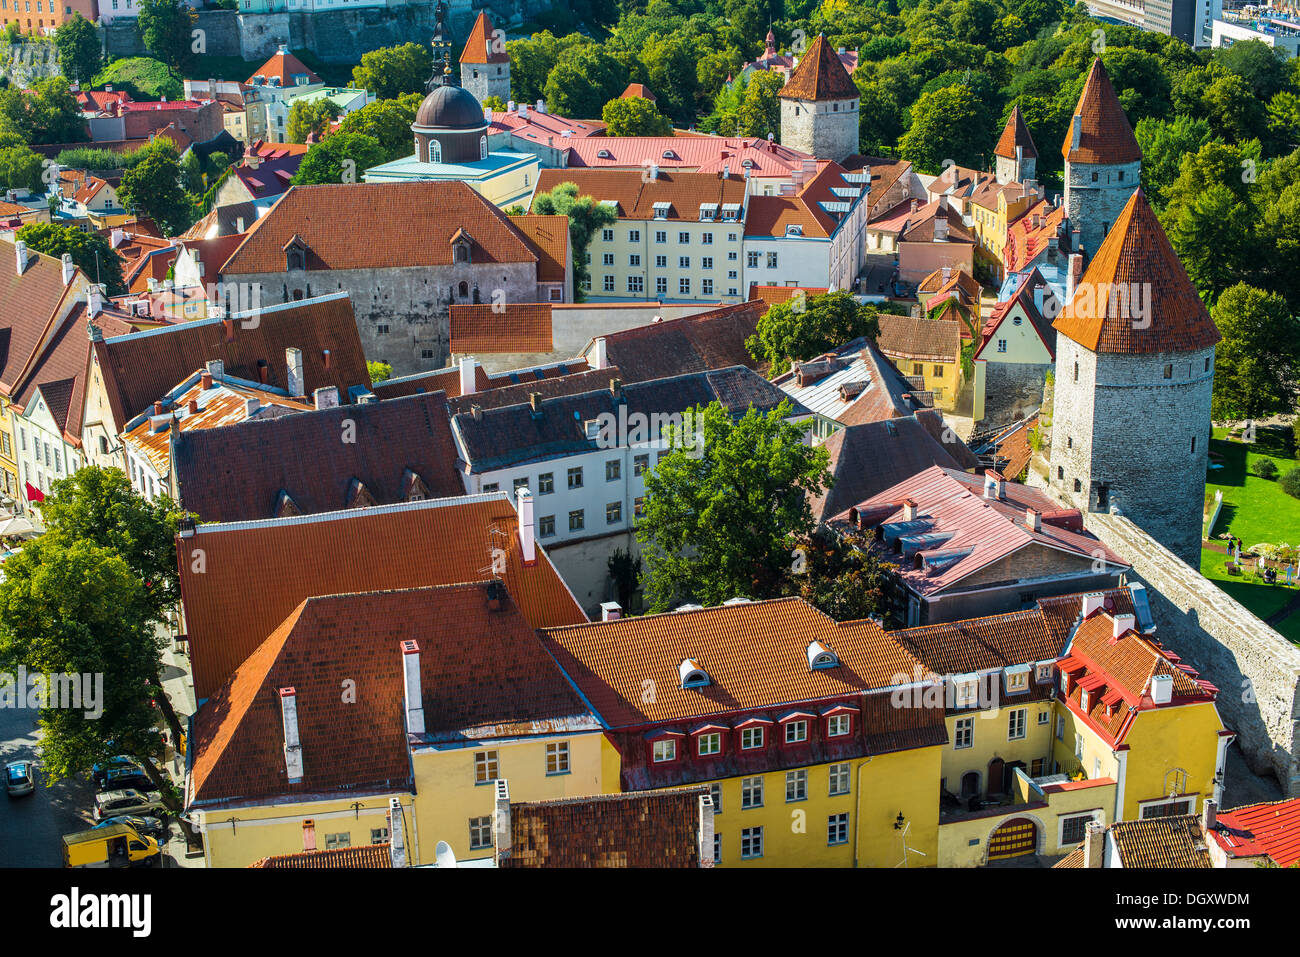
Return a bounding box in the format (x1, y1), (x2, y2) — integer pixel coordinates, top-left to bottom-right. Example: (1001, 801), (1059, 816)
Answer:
(747, 291), (883, 375)
(543, 44), (630, 120)
(286, 98), (342, 144)
(899, 84), (987, 173)
(1202, 73), (1270, 145)
(351, 42), (433, 100)
(531, 180), (616, 300)
(0, 77), (85, 144)
(335, 92), (422, 162)
(0, 143), (44, 193)
(1134, 115), (1214, 208)
(601, 95), (673, 136)
(290, 132), (386, 186)
(117, 141), (192, 234)
(1213, 38), (1292, 103)
(783, 528), (891, 621)
(367, 360), (392, 382)
(54, 14), (101, 85)
(736, 68), (783, 138)
(641, 33), (697, 125)
(508, 31), (589, 105)
(1210, 283), (1300, 421)
(15, 223), (126, 296)
(136, 0), (198, 73)
(636, 400), (831, 610)
(1166, 182), (1258, 305)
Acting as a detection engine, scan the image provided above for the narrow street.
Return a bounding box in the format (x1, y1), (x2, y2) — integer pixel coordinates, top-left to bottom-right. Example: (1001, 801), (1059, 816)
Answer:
(0, 702), (93, 867)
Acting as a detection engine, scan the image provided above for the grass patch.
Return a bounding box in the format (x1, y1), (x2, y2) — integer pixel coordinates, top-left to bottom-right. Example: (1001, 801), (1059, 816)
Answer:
(1199, 547), (1297, 622)
(1205, 427), (1300, 548)
(93, 57), (184, 101)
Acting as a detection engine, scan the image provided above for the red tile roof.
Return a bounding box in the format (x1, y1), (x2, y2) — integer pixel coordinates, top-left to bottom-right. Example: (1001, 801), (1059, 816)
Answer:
(230, 140), (309, 201)
(1108, 816), (1213, 868)
(1054, 189), (1220, 355)
(246, 49), (322, 87)
(223, 182), (539, 274)
(0, 238), (81, 394)
(190, 582), (595, 806)
(591, 301), (766, 382)
(461, 11), (509, 64)
(745, 162), (866, 239)
(995, 105), (1039, 160)
(1003, 199), (1066, 274)
(448, 365), (618, 415)
(450, 303), (553, 355)
(747, 285), (829, 311)
(532, 168), (747, 223)
(509, 214), (568, 283)
(621, 83), (656, 103)
(778, 34), (858, 101)
(564, 135), (813, 177)
(1062, 59), (1141, 164)
(1213, 798), (1300, 868)
(249, 844), (392, 868)
(177, 494), (586, 700)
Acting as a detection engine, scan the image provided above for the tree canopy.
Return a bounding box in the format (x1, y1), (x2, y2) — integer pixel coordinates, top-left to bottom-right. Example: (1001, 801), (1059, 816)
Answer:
(747, 291), (883, 376)
(15, 223), (127, 296)
(602, 95), (673, 136)
(531, 181), (617, 300)
(351, 43), (433, 100)
(290, 132), (387, 186)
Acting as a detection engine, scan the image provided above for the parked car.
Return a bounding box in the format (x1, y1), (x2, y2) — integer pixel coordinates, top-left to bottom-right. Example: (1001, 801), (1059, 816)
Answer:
(5, 760), (34, 797)
(96, 766), (154, 794)
(92, 789), (164, 822)
(91, 756), (138, 788)
(92, 815), (167, 840)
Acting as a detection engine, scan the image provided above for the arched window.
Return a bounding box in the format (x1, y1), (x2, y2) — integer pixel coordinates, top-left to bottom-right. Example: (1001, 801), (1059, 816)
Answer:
(414, 135), (422, 161)
(479, 135), (487, 160)
(472, 286), (481, 304)
(430, 139), (442, 163)
(458, 281), (469, 298)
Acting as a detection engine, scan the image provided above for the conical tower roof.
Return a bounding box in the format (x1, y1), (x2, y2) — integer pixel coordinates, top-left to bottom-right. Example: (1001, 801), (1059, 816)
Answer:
(461, 11), (508, 64)
(778, 34), (857, 101)
(1061, 59), (1141, 164)
(1054, 189), (1220, 355)
(995, 105), (1038, 160)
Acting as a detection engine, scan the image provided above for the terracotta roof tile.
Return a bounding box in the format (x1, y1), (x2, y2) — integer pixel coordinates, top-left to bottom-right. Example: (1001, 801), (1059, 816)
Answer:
(177, 494), (586, 700)
(1053, 189), (1220, 355)
(371, 363), (491, 400)
(461, 11), (509, 64)
(0, 238), (80, 393)
(892, 606), (1065, 677)
(532, 168), (747, 222)
(246, 49), (322, 86)
(249, 844), (392, 868)
(778, 34), (858, 101)
(593, 301), (765, 383)
(509, 214), (568, 283)
(1062, 59), (1141, 164)
(620, 83), (656, 103)
(995, 105), (1039, 160)
(450, 303), (553, 354)
(1109, 815), (1213, 868)
(876, 313), (961, 363)
(747, 285), (829, 310)
(1004, 200), (1067, 274)
(564, 136), (812, 177)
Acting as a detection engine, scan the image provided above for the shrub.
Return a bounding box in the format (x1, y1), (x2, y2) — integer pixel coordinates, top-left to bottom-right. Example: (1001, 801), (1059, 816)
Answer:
(1281, 467), (1300, 499)
(1252, 458), (1280, 480)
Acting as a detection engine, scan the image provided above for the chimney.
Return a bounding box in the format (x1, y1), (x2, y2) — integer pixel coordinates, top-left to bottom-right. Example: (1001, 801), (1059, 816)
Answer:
(110, 227), (125, 248)
(983, 470), (1004, 500)
(941, 266), (951, 282)
(910, 198), (919, 214)
(387, 798), (408, 868)
(934, 217), (949, 242)
(471, 404), (482, 421)
(1081, 592), (1105, 618)
(87, 284), (103, 317)
(600, 601), (622, 621)
(493, 779), (512, 863)
(279, 687), (304, 784)
(153, 400), (164, 416)
(610, 377), (623, 400)
(536, 99), (545, 114)
(699, 791), (717, 867)
(528, 391), (542, 414)
(1071, 114), (1082, 151)
(1082, 821), (1104, 868)
(200, 371), (213, 390)
(1066, 253), (1084, 302)
(517, 487), (536, 564)
(593, 336), (608, 370)
(1149, 673), (1174, 705)
(401, 639), (425, 735)
(285, 347), (304, 397)
(206, 359), (224, 379)
(14, 239), (28, 275)
(1111, 613), (1136, 640)
(322, 348), (331, 370)
(61, 253), (75, 285)
(459, 356), (477, 396)
(235, 216), (245, 234)
(1203, 799), (1217, 833)
(901, 498), (917, 521)
(256, 360), (268, 384)
(245, 396), (260, 417)
(222, 318), (235, 342)
(313, 386), (339, 410)
(1025, 507), (1041, 532)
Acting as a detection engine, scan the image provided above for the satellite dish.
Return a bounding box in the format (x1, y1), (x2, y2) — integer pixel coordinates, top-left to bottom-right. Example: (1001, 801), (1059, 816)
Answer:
(435, 841), (458, 868)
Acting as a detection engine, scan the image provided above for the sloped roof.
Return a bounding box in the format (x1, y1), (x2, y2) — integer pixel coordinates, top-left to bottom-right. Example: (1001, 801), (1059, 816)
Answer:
(892, 606), (1064, 677)
(1003, 199), (1066, 274)
(745, 162), (867, 239)
(876, 314), (961, 363)
(1213, 798), (1300, 868)
(975, 270), (1056, 361)
(448, 366), (618, 415)
(250, 845), (392, 868)
(509, 214), (568, 283)
(172, 391), (465, 522)
(1053, 189), (1220, 355)
(92, 293), (370, 432)
(231, 141), (309, 201)
(1109, 816), (1213, 868)
(450, 303), (553, 355)
(176, 494), (586, 700)
(247, 48), (322, 87)
(995, 105), (1039, 160)
(222, 182), (538, 274)
(621, 83), (656, 103)
(461, 11), (509, 64)
(593, 301), (766, 383)
(778, 34), (858, 101)
(0, 238), (81, 394)
(748, 285), (829, 311)
(564, 135), (813, 177)
(532, 168), (747, 223)
(1061, 59), (1141, 164)
(190, 583), (595, 806)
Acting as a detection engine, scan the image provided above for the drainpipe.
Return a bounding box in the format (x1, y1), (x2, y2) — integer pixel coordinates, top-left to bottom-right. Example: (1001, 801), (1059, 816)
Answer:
(1112, 748), (1128, 823)
(853, 755), (873, 868)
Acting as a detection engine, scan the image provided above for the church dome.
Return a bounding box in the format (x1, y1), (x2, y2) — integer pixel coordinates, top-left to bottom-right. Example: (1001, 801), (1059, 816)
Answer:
(414, 83), (485, 130)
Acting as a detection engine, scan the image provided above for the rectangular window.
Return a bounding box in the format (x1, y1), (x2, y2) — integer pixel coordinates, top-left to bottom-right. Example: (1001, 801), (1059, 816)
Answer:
(702, 278), (714, 295)
(546, 741), (569, 774)
(1074, 733), (1084, 760)
(370, 827), (389, 844)
(786, 769), (807, 802)
(537, 472), (554, 495)
(827, 813), (849, 846)
(653, 739), (676, 763)
(602, 253), (614, 266)
(567, 467), (583, 489)
(709, 783), (722, 814)
(740, 727), (765, 750)
(698, 732), (721, 756)
(933, 365), (944, 377)
(602, 229), (614, 242)
(701, 257), (713, 270)
(629, 254), (641, 267)
(512, 477), (530, 496)
(713, 832), (721, 863)
(655, 231), (666, 244)
(633, 453), (650, 475)
(829, 762), (850, 796)
(633, 496), (645, 518)
(469, 816), (492, 850)
(1008, 708), (1027, 740)
(568, 509), (585, 532)
(655, 254), (667, 268)
(678, 256), (690, 269)
(679, 278), (691, 295)
(605, 501), (621, 524)
(702, 232), (713, 245)
(324, 832), (350, 850)
(603, 274), (615, 292)
(997, 338), (1007, 353)
(678, 232), (689, 244)
(1056, 715), (1065, 741)
(538, 514), (556, 537)
(1141, 799), (1192, 819)
(784, 720), (808, 744)
(626, 275), (644, 293)
(747, 251), (759, 268)
(482, 482), (499, 493)
(954, 716), (974, 749)
(766, 252), (778, 269)
(740, 826), (763, 859)
(603, 459), (619, 481)
(827, 714), (850, 737)
(1060, 813), (1092, 845)
(628, 229), (640, 243)
(474, 750), (499, 783)
(656, 277), (667, 295)
(741, 776), (763, 808)
(1038, 710), (1051, 725)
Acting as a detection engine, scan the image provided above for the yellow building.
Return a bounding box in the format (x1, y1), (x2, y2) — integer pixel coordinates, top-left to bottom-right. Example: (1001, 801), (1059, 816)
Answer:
(876, 312), (964, 410)
(0, 396), (19, 510)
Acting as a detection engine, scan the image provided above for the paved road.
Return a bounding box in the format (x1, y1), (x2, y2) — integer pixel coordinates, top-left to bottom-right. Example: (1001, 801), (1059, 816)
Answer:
(0, 702), (94, 867)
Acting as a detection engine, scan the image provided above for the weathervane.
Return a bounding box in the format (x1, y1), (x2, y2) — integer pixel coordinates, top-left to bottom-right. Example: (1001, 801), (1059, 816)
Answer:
(427, 1), (455, 91)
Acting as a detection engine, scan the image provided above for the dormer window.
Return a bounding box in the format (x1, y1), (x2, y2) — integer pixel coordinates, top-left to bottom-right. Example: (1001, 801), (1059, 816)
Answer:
(740, 726), (765, 749)
(679, 658), (710, 689)
(697, 733), (721, 755)
(1004, 665), (1031, 695)
(784, 720), (808, 744)
(597, 149), (612, 159)
(1080, 688), (1091, 712)
(583, 419), (602, 440)
(785, 224), (803, 237)
(652, 739), (676, 762)
(823, 705), (857, 737)
(452, 238), (471, 264)
(952, 674), (979, 708)
(284, 236), (307, 272)
(1036, 662), (1053, 683)
(807, 640), (838, 670)
(661, 149), (676, 159)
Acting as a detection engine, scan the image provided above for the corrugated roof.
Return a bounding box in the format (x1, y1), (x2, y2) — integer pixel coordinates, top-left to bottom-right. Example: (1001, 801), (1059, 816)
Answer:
(533, 168), (747, 222)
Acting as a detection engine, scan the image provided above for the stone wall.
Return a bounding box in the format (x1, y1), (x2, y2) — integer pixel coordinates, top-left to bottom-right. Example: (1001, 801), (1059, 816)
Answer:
(1086, 512), (1300, 797)
(1062, 158), (1140, 259)
(779, 97), (858, 164)
(0, 43), (61, 87)
(979, 360), (1050, 432)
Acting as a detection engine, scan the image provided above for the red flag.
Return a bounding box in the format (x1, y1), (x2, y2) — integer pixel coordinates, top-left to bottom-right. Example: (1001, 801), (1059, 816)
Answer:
(24, 481), (43, 504)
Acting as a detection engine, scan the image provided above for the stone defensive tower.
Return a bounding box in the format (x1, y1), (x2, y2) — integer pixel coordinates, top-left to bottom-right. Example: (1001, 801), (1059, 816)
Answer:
(777, 34), (859, 163)
(994, 104), (1038, 185)
(460, 11), (510, 106)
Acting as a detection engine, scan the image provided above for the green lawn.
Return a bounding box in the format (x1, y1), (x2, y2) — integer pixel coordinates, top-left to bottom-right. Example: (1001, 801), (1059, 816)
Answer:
(1199, 546), (1296, 621)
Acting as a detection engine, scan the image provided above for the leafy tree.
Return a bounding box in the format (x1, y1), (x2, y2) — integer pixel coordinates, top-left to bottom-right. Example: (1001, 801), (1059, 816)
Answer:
(1213, 38), (1292, 103)
(1134, 115), (1214, 208)
(641, 33), (697, 125)
(351, 42), (433, 100)
(290, 131), (386, 186)
(286, 98), (341, 144)
(1281, 467), (1300, 500)
(0, 77), (85, 145)
(137, 0), (198, 73)
(0, 143), (44, 193)
(601, 95), (673, 136)
(1267, 91), (1300, 152)
(1210, 283), (1300, 422)
(531, 180), (617, 300)
(1166, 182), (1258, 305)
(1202, 73), (1270, 145)
(899, 84), (987, 174)
(482, 95), (508, 112)
(747, 291), (882, 376)
(54, 14), (101, 85)
(335, 92), (422, 162)
(636, 400), (831, 610)
(736, 68), (783, 138)
(367, 360), (392, 382)
(508, 31), (589, 105)
(1258, 177), (1300, 310)
(117, 141), (192, 234)
(15, 223), (126, 296)
(543, 44), (630, 119)
(783, 528), (891, 622)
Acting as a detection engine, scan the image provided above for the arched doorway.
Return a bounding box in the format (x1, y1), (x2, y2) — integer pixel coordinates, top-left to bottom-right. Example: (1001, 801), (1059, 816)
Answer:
(987, 758), (1005, 797)
(987, 817), (1037, 861)
(960, 772), (980, 798)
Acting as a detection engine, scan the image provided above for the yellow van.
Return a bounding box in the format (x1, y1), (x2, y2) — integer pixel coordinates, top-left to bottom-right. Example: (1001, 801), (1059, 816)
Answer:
(62, 823), (160, 868)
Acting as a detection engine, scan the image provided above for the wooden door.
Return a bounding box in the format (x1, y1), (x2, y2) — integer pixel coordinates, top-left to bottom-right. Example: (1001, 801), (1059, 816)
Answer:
(987, 817), (1037, 861)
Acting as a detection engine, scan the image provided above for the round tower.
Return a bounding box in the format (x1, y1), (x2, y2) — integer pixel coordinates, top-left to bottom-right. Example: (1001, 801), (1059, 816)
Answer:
(777, 34), (858, 162)
(460, 11), (510, 106)
(1048, 188), (1220, 567)
(1062, 59), (1142, 261)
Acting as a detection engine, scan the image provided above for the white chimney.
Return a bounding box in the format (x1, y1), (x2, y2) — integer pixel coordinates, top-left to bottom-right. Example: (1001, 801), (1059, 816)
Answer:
(1112, 613), (1136, 640)
(279, 687), (304, 783)
(983, 471), (1004, 500)
(1081, 592), (1105, 618)
(110, 228), (125, 248)
(1033, 284), (1045, 315)
(388, 797), (408, 868)
(592, 336), (608, 370)
(285, 346), (304, 397)
(235, 216), (245, 233)
(313, 386), (339, 410)
(493, 779), (512, 862)
(401, 639), (425, 735)
(206, 359), (224, 379)
(600, 601), (622, 621)
(901, 498), (917, 521)
(507, 100), (516, 112)
(1149, 673), (1174, 705)
(1082, 820), (1104, 868)
(14, 239), (28, 275)
(87, 284), (103, 317)
(245, 396), (260, 417)
(517, 487), (536, 564)
(459, 356), (477, 396)
(1071, 114), (1082, 151)
(61, 253), (75, 285)
(518, 102), (528, 118)
(1025, 507), (1041, 532)
(536, 99), (545, 114)
(699, 791), (716, 867)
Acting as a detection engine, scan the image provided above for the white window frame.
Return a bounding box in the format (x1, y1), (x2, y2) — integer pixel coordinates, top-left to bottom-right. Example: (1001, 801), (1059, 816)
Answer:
(1008, 708), (1027, 740)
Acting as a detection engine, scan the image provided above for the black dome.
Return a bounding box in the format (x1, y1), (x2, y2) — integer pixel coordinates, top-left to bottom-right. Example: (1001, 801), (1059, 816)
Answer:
(414, 84), (485, 130)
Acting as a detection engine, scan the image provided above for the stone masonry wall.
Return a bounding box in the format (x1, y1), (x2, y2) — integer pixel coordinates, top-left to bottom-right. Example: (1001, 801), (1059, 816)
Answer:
(1063, 158), (1140, 259)
(979, 360), (1050, 432)
(780, 97), (858, 164)
(1086, 512), (1300, 797)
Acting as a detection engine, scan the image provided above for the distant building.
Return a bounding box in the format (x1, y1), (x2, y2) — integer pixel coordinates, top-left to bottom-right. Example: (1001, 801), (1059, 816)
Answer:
(777, 34), (859, 164)
(459, 11), (511, 105)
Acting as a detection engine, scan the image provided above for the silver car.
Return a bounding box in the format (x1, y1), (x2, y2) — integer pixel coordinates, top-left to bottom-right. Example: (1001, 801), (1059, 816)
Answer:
(5, 760), (35, 797)
(93, 788), (164, 821)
